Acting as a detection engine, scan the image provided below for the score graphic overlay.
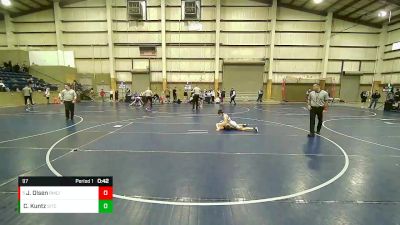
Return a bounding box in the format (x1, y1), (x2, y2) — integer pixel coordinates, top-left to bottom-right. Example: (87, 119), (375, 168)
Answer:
(18, 177), (113, 213)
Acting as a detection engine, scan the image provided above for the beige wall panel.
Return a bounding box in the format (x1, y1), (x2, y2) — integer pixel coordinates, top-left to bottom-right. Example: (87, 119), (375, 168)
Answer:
(220, 46), (266, 58)
(360, 75), (374, 84)
(383, 60), (400, 73)
(167, 21), (215, 31)
(63, 33), (108, 45)
(342, 61), (361, 71)
(167, 60), (215, 71)
(0, 35), (7, 46)
(112, 8), (128, 20)
(386, 29), (400, 44)
(114, 46), (162, 57)
(146, 7), (161, 20)
(275, 33), (323, 45)
(220, 33), (267, 45)
(167, 72), (214, 82)
(388, 23), (400, 32)
(384, 51), (400, 59)
(63, 22), (107, 31)
(64, 46), (109, 58)
(360, 61), (375, 73)
(166, 46), (215, 58)
(330, 33), (378, 46)
(274, 46), (322, 59)
(16, 33), (57, 45)
(114, 21), (161, 31)
(274, 60), (321, 73)
(116, 72), (132, 82)
(0, 20), (5, 32)
(67, 0), (105, 7)
(221, 7), (270, 20)
(277, 8), (324, 20)
(329, 47), (377, 60)
(75, 59), (109, 74)
(332, 19), (380, 33)
(150, 59), (162, 71)
(151, 72), (163, 82)
(112, 8), (161, 20)
(114, 33), (161, 43)
(382, 75), (400, 84)
(115, 59), (132, 71)
(165, 8), (215, 20)
(276, 21), (324, 32)
(132, 59), (150, 70)
(13, 9), (54, 22)
(221, 0), (267, 6)
(14, 23), (55, 32)
(62, 8), (106, 21)
(327, 61), (343, 73)
(166, 33), (215, 43)
(221, 21), (268, 31)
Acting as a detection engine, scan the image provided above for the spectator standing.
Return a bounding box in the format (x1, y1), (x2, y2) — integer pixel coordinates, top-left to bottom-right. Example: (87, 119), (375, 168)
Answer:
(45, 87), (51, 104)
(173, 87), (177, 103)
(109, 89), (114, 101)
(360, 91), (368, 108)
(165, 88), (171, 103)
(257, 89), (264, 103)
(369, 90), (381, 109)
(22, 84), (33, 112)
(230, 88), (236, 105)
(100, 89), (105, 102)
(115, 89), (119, 102)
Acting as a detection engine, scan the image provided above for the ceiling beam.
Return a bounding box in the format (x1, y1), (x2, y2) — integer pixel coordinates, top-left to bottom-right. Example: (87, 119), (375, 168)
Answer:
(323, 0), (343, 12)
(10, 5), (52, 17)
(278, 2), (382, 28)
(354, 4), (388, 21)
(333, 0), (360, 14)
(342, 0), (376, 17)
(278, 2), (324, 16)
(300, 0), (309, 8)
(60, 0), (86, 7)
(29, 0), (48, 7)
(384, 0), (400, 7)
(14, 0), (37, 10)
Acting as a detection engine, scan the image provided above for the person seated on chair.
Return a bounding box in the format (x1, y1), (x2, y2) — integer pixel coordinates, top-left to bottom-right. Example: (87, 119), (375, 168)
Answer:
(216, 109), (258, 133)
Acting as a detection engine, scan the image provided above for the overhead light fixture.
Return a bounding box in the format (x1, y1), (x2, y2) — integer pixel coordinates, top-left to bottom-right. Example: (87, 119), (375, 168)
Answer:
(378, 10), (388, 17)
(1, 0), (11, 6)
(313, 0), (324, 4)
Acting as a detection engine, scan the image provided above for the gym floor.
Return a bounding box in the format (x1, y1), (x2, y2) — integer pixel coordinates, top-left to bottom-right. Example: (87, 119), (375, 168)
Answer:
(0, 102), (399, 225)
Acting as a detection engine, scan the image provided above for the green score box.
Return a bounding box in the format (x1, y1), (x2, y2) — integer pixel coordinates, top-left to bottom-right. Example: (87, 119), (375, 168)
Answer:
(99, 200), (113, 213)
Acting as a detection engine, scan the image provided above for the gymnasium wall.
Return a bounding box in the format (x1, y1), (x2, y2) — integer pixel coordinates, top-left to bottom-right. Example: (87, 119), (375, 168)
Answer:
(0, 49), (29, 65)
(29, 65), (77, 85)
(383, 22), (400, 85)
(0, 20), (6, 47)
(1, 0), (399, 100)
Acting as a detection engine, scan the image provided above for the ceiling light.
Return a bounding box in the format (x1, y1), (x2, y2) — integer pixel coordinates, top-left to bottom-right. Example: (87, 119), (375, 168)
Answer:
(313, 0), (324, 4)
(378, 10), (388, 17)
(1, 0), (11, 7)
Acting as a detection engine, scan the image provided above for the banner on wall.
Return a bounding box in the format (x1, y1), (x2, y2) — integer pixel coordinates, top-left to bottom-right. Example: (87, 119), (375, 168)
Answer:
(29, 50), (75, 67)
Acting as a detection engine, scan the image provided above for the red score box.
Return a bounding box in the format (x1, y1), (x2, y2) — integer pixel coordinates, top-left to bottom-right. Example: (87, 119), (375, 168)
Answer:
(99, 186), (113, 200)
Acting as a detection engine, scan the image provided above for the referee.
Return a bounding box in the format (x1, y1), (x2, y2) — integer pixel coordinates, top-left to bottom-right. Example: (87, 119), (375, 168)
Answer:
(307, 84), (328, 137)
(60, 84), (77, 120)
(192, 86), (201, 110)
